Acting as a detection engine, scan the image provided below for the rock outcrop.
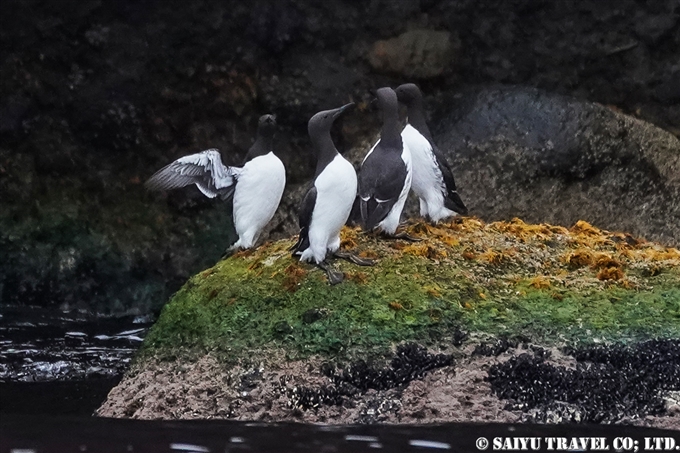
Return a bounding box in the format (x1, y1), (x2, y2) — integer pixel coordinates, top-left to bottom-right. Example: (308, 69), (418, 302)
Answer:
(96, 220), (680, 427)
(432, 86), (680, 246)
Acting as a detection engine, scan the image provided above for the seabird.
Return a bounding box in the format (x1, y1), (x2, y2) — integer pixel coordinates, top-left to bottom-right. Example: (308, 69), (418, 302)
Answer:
(395, 83), (468, 222)
(357, 87), (414, 238)
(146, 114), (285, 252)
(292, 103), (373, 284)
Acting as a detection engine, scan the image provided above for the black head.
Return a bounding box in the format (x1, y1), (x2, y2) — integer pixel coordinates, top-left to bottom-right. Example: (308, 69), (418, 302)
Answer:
(307, 103), (354, 140)
(257, 114), (277, 137)
(395, 83), (423, 107)
(375, 87), (399, 115)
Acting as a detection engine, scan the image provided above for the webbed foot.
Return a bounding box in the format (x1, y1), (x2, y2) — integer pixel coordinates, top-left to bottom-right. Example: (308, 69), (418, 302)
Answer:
(333, 251), (375, 266)
(317, 261), (344, 285)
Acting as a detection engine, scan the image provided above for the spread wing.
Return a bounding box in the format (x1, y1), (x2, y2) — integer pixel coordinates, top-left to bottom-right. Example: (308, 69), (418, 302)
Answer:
(145, 149), (241, 201)
(291, 186), (317, 253)
(432, 144), (468, 215)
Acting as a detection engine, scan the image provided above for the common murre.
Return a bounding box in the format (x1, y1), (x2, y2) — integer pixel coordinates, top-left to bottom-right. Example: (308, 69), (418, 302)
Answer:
(292, 103), (373, 284)
(145, 114), (285, 253)
(395, 83), (468, 222)
(357, 87), (414, 239)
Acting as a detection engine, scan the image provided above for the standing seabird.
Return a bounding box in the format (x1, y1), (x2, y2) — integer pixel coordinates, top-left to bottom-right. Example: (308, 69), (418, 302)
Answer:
(395, 83), (468, 222)
(357, 87), (413, 238)
(292, 103), (372, 284)
(146, 114), (285, 253)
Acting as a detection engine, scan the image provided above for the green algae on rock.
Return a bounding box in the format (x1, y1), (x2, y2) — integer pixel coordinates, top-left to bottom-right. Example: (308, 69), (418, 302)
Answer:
(140, 218), (680, 362)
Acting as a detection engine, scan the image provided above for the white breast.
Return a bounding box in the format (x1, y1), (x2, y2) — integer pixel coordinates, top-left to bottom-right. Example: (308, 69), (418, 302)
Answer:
(232, 152), (286, 248)
(401, 124), (446, 219)
(301, 155), (357, 263)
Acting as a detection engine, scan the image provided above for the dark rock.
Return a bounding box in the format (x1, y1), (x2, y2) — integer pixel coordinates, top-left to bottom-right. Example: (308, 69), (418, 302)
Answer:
(291, 343), (453, 410)
(273, 321), (294, 337)
(434, 86), (680, 246)
(473, 337), (520, 357)
(634, 12), (678, 44)
(488, 339), (680, 423)
(302, 308), (327, 324)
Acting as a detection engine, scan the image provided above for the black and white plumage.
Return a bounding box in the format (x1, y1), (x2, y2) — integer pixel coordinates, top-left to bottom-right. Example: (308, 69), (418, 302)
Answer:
(146, 114), (285, 250)
(358, 87), (412, 235)
(293, 103), (357, 266)
(395, 83), (467, 222)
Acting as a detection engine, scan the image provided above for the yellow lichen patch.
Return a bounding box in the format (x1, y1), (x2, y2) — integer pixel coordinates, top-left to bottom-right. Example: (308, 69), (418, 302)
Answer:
(358, 250), (379, 259)
(597, 266), (624, 281)
(493, 218), (555, 242)
(529, 276), (551, 289)
(346, 271), (368, 285)
(339, 226), (360, 249)
(564, 249), (595, 267)
(593, 254), (622, 270)
(408, 221), (434, 235)
(465, 217), (485, 229)
(479, 249), (509, 266)
(439, 235), (461, 247)
(402, 244), (447, 261)
(424, 286), (442, 298)
(620, 278), (636, 289)
(571, 220), (603, 236)
(281, 262), (307, 292)
(610, 232), (644, 248)
(388, 301), (404, 311)
(390, 241), (407, 251)
(640, 247), (680, 262)
(462, 249), (477, 260)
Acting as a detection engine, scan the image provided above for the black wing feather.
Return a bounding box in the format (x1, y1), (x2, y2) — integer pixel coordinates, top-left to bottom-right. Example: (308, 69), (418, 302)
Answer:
(291, 186), (317, 253)
(432, 144), (468, 215)
(357, 143), (408, 229)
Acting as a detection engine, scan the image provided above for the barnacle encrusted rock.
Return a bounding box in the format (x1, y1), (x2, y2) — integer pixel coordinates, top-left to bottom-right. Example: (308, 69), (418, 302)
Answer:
(97, 218), (680, 424)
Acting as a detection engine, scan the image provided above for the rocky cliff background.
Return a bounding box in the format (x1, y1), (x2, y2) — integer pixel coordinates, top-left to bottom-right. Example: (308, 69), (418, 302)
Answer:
(1, 0), (678, 315)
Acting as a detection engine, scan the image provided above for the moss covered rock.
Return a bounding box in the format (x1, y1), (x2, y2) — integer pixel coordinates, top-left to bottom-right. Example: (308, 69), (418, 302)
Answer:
(140, 218), (680, 363)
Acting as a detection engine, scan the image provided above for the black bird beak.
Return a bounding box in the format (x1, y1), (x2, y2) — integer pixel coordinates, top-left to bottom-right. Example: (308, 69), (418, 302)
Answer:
(332, 102), (355, 119)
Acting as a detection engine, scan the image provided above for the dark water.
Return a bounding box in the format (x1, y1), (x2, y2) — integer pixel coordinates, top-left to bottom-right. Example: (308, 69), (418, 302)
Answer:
(2, 415), (678, 453)
(0, 304), (153, 415)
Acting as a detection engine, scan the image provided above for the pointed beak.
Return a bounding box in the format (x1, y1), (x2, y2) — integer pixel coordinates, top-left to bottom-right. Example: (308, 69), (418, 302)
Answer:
(332, 102), (355, 119)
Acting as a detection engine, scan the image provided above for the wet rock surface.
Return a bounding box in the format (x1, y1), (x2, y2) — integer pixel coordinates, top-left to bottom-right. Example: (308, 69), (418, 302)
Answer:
(2, 0), (680, 315)
(96, 339), (680, 429)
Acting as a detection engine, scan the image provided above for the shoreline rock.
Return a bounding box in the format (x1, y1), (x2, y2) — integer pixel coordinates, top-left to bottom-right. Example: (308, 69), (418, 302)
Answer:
(97, 219), (680, 427)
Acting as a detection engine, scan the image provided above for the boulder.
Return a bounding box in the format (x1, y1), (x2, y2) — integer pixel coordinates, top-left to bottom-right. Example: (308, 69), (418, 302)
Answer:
(432, 86), (680, 246)
(97, 219), (680, 425)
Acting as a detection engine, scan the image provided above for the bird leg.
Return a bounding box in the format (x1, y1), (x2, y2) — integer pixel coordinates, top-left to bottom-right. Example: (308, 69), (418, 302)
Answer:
(221, 247), (237, 260)
(317, 260), (344, 285)
(333, 251), (375, 266)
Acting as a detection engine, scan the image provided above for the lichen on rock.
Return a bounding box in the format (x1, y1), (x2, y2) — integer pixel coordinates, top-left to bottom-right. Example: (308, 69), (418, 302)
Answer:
(137, 217), (679, 361)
